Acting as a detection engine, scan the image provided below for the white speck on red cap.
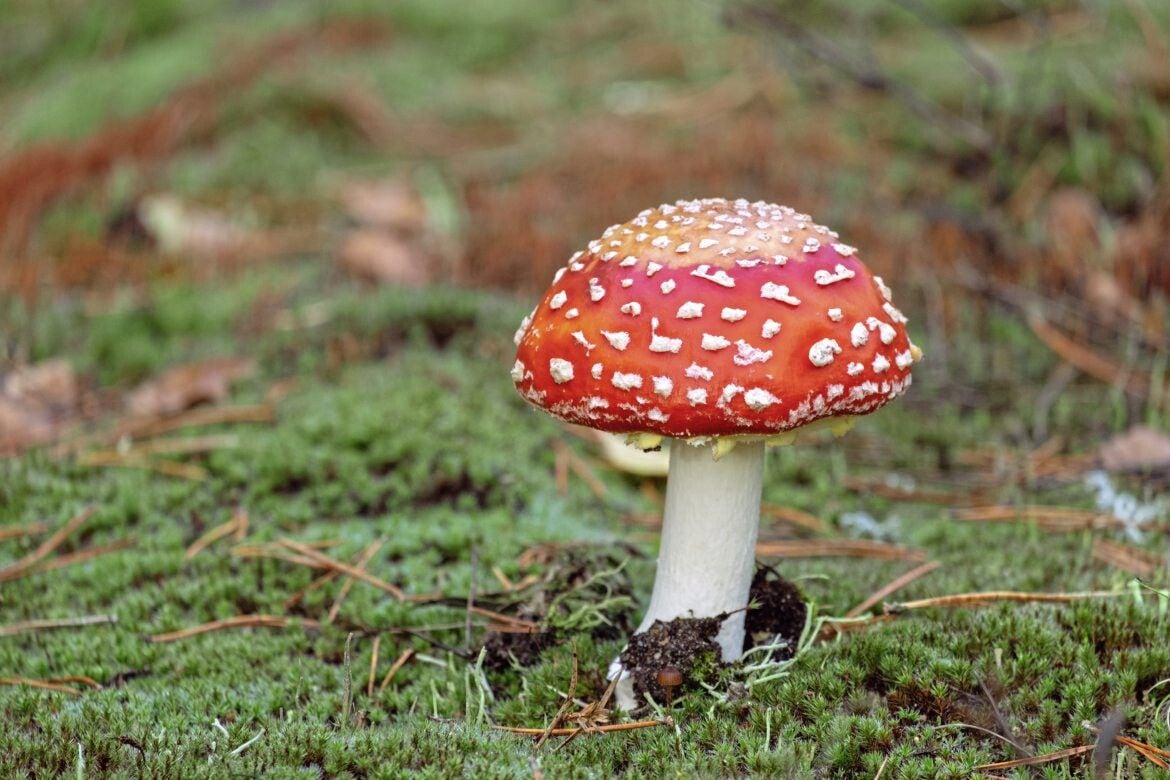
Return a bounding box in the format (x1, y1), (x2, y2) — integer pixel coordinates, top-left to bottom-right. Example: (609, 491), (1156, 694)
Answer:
(721, 307), (747, 322)
(744, 387), (779, 411)
(572, 331), (595, 351)
(549, 358), (574, 383)
(685, 363), (713, 381)
(601, 330), (630, 351)
(814, 264), (856, 286)
(691, 265), (736, 288)
(733, 340), (772, 366)
(760, 282), (801, 305)
(611, 372), (642, 390)
(589, 279), (605, 302)
(701, 334), (731, 351)
(809, 338), (842, 367)
(851, 322), (869, 347)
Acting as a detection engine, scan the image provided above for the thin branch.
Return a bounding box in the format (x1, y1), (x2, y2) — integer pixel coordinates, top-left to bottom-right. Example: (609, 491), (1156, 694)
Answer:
(0, 614), (118, 637)
(0, 677), (81, 695)
(0, 506), (94, 582)
(278, 539), (407, 601)
(148, 614), (321, 643)
(377, 648), (416, 693)
(888, 590), (1122, 613)
(326, 538), (386, 623)
(845, 561), (941, 618)
(494, 719), (670, 737)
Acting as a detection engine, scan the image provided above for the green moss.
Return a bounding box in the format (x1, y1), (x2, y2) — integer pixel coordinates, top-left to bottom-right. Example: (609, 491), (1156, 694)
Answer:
(3, 277), (1169, 776)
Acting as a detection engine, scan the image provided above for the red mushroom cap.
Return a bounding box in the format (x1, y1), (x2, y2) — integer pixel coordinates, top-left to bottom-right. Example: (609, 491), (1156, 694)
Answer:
(512, 198), (920, 439)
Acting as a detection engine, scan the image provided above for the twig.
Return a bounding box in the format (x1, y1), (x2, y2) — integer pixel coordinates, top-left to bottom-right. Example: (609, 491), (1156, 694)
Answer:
(841, 477), (985, 506)
(148, 614), (321, 643)
(283, 569), (341, 608)
(0, 522), (48, 542)
(494, 720), (669, 737)
(1084, 720), (1170, 767)
(551, 439), (607, 499)
(755, 539), (927, 561)
(0, 506), (95, 582)
(1092, 539), (1165, 578)
(537, 654), (579, 749)
(0, 614), (118, 637)
(1029, 316), (1154, 398)
(888, 590), (1121, 613)
(0, 677), (81, 695)
(46, 676), (103, 690)
(953, 505), (1128, 532)
(761, 504), (828, 534)
(185, 511), (247, 560)
(326, 538), (386, 623)
(76, 452), (208, 480)
(377, 648), (416, 693)
(31, 538), (136, 573)
(278, 539), (406, 601)
(975, 744), (1094, 770)
(84, 434), (239, 459)
(287, 543), (378, 610)
(845, 561), (941, 618)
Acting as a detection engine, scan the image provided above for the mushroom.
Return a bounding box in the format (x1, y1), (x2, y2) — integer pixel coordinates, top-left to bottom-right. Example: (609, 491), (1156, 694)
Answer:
(511, 198), (921, 705)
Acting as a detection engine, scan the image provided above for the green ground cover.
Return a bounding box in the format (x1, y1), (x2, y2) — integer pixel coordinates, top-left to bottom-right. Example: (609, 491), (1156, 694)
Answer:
(3, 277), (1169, 777)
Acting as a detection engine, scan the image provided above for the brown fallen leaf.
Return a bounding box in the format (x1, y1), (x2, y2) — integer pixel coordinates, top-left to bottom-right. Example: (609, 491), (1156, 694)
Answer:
(1099, 425), (1170, 473)
(3, 358), (78, 410)
(338, 178), (427, 233)
(339, 229), (430, 286)
(0, 359), (79, 455)
(126, 357), (256, 417)
(0, 396), (56, 455)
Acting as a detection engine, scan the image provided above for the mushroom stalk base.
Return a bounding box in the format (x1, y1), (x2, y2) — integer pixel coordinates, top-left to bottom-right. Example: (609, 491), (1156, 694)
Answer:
(638, 438), (765, 660)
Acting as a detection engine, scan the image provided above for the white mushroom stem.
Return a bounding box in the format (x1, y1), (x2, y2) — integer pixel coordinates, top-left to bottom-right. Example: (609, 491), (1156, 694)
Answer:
(639, 438), (765, 659)
(611, 438), (765, 709)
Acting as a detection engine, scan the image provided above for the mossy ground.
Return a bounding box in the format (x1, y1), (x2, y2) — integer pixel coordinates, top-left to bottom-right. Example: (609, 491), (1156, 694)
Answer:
(3, 277), (1169, 777)
(3, 0), (1170, 777)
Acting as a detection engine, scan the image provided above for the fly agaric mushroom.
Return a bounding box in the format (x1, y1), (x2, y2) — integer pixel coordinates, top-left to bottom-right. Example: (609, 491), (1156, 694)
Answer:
(511, 198), (921, 701)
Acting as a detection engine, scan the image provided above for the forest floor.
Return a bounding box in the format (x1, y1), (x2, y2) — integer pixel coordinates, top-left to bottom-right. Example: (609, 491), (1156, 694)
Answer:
(2, 1), (1169, 776)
